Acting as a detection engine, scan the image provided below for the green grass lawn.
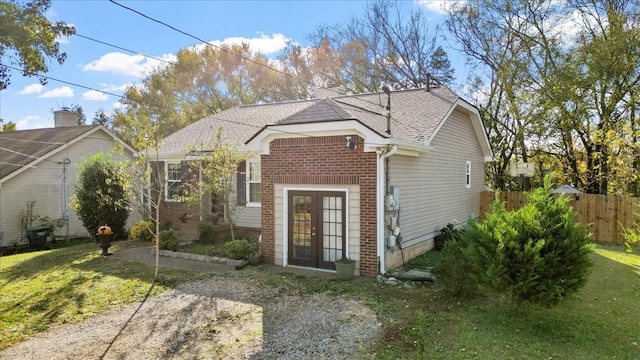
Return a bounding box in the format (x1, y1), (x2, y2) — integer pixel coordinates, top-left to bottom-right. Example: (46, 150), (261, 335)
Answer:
(0, 241), (209, 350)
(1, 242), (638, 359)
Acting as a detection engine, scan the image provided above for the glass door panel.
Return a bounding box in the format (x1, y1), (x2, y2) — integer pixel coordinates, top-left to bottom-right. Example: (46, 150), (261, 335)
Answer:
(288, 191), (346, 269)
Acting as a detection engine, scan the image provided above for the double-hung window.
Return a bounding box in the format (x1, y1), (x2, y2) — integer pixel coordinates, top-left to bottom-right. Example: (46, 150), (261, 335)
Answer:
(247, 160), (261, 205)
(165, 162), (182, 201)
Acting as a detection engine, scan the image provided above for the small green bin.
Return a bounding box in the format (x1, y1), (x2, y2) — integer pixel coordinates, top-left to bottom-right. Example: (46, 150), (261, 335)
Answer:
(26, 225), (53, 250)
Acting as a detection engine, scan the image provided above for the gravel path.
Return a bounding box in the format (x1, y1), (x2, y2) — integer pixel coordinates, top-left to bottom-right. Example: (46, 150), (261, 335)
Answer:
(0, 276), (381, 359)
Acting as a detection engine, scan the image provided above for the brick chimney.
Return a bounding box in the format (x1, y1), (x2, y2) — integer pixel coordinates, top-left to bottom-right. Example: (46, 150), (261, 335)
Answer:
(54, 108), (80, 127)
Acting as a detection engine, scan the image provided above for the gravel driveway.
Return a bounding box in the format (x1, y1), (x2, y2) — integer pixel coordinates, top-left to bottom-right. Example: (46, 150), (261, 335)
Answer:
(0, 275), (381, 359)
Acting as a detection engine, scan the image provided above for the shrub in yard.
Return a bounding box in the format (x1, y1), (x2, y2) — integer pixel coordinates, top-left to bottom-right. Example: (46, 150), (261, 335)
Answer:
(158, 230), (178, 251)
(435, 228), (477, 297)
(72, 152), (132, 241)
(434, 223), (463, 251)
(464, 175), (593, 307)
(223, 239), (257, 260)
(129, 220), (154, 242)
(198, 222), (215, 243)
(620, 205), (640, 252)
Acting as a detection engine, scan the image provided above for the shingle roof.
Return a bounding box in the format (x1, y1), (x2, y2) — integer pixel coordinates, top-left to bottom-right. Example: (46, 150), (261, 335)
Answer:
(0, 125), (99, 179)
(158, 86), (461, 154)
(277, 98), (354, 124)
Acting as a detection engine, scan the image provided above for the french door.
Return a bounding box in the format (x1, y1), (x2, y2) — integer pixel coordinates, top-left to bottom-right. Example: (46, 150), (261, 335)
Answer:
(288, 191), (346, 270)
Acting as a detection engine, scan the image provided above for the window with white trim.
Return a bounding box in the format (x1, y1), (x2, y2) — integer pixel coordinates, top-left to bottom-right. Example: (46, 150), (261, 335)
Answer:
(247, 160), (261, 204)
(465, 161), (471, 189)
(165, 162), (182, 201)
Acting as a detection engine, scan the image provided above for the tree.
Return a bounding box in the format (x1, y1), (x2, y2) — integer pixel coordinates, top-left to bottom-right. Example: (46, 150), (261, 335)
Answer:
(0, 0), (75, 89)
(92, 108), (111, 127)
(112, 43), (305, 145)
(72, 152), (133, 241)
(0, 119), (17, 131)
(446, 0), (640, 195)
(182, 127), (250, 241)
(302, 0), (454, 92)
(464, 175), (593, 307)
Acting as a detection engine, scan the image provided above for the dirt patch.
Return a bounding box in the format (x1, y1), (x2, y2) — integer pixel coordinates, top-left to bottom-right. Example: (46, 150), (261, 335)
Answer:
(0, 276), (381, 359)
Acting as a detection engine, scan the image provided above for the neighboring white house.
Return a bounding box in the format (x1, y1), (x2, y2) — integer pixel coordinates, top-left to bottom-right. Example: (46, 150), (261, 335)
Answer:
(155, 86), (494, 276)
(0, 110), (139, 248)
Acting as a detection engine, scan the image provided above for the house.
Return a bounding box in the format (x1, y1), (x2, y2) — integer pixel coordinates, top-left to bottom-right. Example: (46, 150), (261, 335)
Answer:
(0, 110), (139, 248)
(155, 86), (493, 276)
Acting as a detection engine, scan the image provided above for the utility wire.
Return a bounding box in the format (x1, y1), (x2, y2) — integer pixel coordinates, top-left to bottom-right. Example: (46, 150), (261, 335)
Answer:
(106, 0), (412, 117)
(73, 7), (420, 137)
(108, 0), (307, 86)
(75, 33), (176, 67)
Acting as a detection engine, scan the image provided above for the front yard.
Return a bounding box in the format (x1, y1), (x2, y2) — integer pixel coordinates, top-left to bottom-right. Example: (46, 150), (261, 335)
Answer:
(1, 241), (638, 358)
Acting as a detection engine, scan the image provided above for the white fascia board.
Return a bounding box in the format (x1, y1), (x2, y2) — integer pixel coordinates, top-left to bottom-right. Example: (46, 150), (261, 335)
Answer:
(245, 120), (388, 155)
(390, 139), (433, 156)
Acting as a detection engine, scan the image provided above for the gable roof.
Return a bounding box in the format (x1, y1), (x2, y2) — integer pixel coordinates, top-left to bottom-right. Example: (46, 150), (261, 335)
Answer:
(158, 86), (492, 160)
(0, 125), (134, 181)
(277, 98), (354, 124)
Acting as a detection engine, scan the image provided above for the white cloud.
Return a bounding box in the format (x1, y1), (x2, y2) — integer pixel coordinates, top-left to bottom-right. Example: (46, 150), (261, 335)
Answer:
(82, 90), (108, 101)
(83, 52), (148, 77)
(15, 115), (48, 130)
(38, 86), (74, 98)
(83, 52), (178, 78)
(416, 0), (465, 14)
(112, 101), (127, 111)
(141, 53), (177, 75)
(102, 83), (132, 93)
(196, 33), (290, 55)
(18, 84), (44, 95)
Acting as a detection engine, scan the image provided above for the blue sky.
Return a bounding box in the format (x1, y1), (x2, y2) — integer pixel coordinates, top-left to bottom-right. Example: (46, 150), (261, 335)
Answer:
(1, 0), (454, 130)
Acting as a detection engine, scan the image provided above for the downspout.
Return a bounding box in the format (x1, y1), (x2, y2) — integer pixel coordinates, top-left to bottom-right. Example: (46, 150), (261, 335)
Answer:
(377, 145), (398, 275)
(376, 150), (386, 274)
(198, 164), (203, 222)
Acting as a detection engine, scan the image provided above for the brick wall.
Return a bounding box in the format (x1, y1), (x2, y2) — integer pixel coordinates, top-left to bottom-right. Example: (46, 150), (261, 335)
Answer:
(260, 135), (379, 276)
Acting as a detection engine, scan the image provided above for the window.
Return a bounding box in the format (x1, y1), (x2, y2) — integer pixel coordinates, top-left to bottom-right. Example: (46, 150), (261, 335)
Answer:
(165, 162), (182, 201)
(465, 161), (471, 189)
(247, 160), (261, 204)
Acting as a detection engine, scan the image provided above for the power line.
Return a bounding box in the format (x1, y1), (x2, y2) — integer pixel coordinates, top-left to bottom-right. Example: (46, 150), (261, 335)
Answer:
(105, 1), (422, 137)
(74, 33), (176, 67)
(108, 0), (309, 87)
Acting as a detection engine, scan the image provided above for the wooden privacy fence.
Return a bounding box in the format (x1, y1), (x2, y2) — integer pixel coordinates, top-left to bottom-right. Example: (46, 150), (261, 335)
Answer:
(479, 191), (640, 244)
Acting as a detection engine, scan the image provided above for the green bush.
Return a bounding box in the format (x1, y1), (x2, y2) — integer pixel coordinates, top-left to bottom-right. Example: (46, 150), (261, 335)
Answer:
(621, 206), (640, 252)
(464, 175), (593, 306)
(198, 222), (215, 243)
(434, 223), (463, 251)
(72, 152), (132, 240)
(129, 220), (154, 242)
(435, 230), (477, 297)
(223, 239), (257, 260)
(158, 230), (178, 251)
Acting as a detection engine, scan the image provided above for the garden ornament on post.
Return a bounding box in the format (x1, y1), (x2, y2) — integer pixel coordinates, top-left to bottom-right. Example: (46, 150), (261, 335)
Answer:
(96, 224), (113, 256)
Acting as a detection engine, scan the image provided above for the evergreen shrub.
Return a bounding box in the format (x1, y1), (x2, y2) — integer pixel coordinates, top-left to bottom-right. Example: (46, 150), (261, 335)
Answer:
(158, 230), (178, 251)
(465, 175), (593, 306)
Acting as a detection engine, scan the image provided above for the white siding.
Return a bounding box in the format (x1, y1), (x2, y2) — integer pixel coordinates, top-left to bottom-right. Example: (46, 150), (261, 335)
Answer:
(233, 206), (261, 228)
(385, 108), (485, 265)
(0, 131), (139, 247)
